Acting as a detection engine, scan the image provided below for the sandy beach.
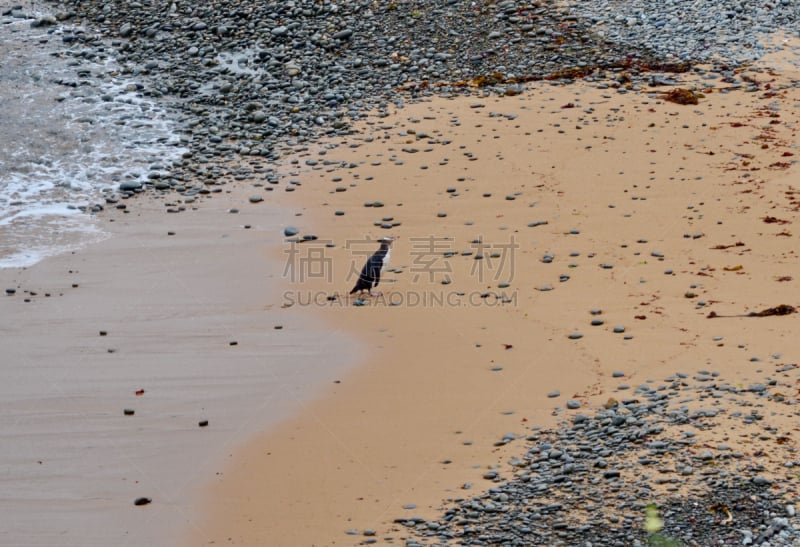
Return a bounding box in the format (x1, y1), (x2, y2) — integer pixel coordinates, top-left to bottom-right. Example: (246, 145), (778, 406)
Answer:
(2, 3), (799, 545)
(185, 46), (800, 545)
(0, 192), (358, 544)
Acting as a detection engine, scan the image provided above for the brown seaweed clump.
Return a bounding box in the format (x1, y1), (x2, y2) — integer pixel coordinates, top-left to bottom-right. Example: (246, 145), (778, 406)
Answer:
(748, 304), (796, 317)
(661, 88), (702, 105)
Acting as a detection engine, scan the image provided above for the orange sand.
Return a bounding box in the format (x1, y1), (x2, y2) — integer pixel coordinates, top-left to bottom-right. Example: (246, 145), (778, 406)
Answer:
(188, 49), (800, 545)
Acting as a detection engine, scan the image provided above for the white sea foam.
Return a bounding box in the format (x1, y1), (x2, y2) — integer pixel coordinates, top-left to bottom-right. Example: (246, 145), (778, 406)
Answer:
(0, 8), (186, 268)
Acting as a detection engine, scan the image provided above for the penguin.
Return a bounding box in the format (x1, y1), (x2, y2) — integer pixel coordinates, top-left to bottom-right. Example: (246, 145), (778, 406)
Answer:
(350, 237), (394, 296)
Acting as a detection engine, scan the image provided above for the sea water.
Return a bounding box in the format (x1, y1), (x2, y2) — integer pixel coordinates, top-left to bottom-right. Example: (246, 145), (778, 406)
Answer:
(0, 3), (186, 267)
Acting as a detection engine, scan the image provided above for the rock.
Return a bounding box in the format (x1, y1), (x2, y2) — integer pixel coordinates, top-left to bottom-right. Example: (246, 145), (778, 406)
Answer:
(31, 15), (57, 28)
(134, 497), (151, 506)
(333, 29), (354, 40)
(249, 195), (263, 203)
(119, 181), (143, 192)
(284, 226), (299, 237)
(119, 23), (133, 37)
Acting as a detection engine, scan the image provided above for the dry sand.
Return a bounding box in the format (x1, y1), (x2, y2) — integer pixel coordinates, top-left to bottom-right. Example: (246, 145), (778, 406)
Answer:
(2, 39), (799, 547)
(188, 47), (800, 546)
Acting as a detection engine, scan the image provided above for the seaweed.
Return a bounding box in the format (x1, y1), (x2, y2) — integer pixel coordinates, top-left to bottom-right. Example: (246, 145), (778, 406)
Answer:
(708, 304), (797, 318)
(661, 88), (702, 105)
(747, 304), (796, 317)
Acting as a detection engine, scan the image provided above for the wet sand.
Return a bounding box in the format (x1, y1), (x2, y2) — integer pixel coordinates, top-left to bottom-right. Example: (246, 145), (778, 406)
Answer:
(189, 48), (800, 545)
(0, 194), (357, 545)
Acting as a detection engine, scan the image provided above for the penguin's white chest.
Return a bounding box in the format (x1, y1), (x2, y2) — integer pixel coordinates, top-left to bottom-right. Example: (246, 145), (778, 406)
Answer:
(382, 249), (391, 270)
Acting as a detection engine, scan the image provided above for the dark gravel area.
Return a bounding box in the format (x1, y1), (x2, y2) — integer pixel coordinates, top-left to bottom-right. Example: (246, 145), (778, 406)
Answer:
(27, 0), (797, 201)
(392, 370), (800, 546)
